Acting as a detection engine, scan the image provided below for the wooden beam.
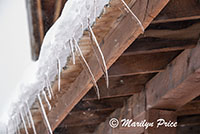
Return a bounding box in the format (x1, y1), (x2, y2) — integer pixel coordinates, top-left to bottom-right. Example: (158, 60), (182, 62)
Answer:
(36, 0), (170, 132)
(146, 40), (200, 110)
(73, 96), (129, 112)
(93, 39), (200, 134)
(152, 0), (200, 24)
(176, 100), (200, 116)
(26, 0), (44, 60)
(83, 74), (153, 100)
(123, 38), (196, 56)
(109, 51), (181, 77)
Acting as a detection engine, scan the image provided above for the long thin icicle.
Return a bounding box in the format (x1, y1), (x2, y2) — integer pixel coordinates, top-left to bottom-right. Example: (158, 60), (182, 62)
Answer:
(15, 117), (21, 134)
(42, 90), (52, 111)
(37, 94), (53, 134)
(120, 0), (144, 32)
(45, 76), (52, 100)
(87, 27), (108, 88)
(23, 106), (31, 128)
(70, 39), (76, 65)
(57, 58), (61, 92)
(74, 40), (100, 99)
(20, 110), (29, 134)
(26, 102), (37, 134)
(16, 114), (21, 134)
(46, 75), (54, 98)
(88, 25), (109, 88)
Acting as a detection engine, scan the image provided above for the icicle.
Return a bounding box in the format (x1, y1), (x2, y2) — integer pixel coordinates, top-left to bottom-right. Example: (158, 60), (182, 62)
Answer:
(16, 114), (21, 134)
(120, 0), (144, 32)
(74, 40), (100, 99)
(46, 82), (52, 100)
(23, 106), (31, 128)
(11, 118), (17, 134)
(46, 75), (54, 97)
(42, 90), (52, 111)
(57, 58), (61, 92)
(88, 25), (109, 88)
(20, 110), (29, 134)
(69, 39), (76, 64)
(37, 94), (53, 134)
(26, 102), (37, 134)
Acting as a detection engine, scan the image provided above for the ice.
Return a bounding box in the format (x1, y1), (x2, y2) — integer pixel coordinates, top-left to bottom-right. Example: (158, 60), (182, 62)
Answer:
(120, 0), (144, 32)
(20, 111), (29, 134)
(75, 40), (100, 99)
(26, 102), (37, 134)
(88, 25), (109, 88)
(37, 94), (52, 134)
(3, 0), (110, 132)
(42, 90), (52, 111)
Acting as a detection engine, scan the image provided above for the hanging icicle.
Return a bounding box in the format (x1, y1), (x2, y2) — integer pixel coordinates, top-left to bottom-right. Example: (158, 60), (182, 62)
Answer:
(26, 102), (37, 134)
(74, 39), (100, 99)
(42, 90), (52, 111)
(57, 58), (61, 92)
(46, 74), (54, 98)
(15, 116), (21, 134)
(20, 110), (29, 134)
(120, 0), (144, 32)
(16, 114), (21, 134)
(23, 106), (31, 128)
(37, 94), (53, 134)
(69, 39), (76, 65)
(88, 25), (109, 88)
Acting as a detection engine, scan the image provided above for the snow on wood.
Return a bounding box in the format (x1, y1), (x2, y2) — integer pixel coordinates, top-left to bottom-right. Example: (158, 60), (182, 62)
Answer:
(1, 0), (110, 133)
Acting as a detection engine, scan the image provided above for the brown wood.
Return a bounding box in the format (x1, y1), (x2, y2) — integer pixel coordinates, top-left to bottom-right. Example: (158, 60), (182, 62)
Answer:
(35, 0), (170, 132)
(26, 0), (44, 60)
(152, 0), (200, 24)
(146, 40), (200, 110)
(123, 38), (196, 56)
(176, 100), (200, 116)
(109, 51), (181, 77)
(145, 109), (177, 134)
(83, 74), (154, 100)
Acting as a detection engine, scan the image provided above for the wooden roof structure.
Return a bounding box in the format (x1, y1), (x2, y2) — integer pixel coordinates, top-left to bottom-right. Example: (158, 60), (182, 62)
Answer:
(25, 0), (200, 133)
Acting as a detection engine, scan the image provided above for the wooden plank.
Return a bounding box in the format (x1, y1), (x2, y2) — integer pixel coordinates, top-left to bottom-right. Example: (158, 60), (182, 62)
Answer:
(73, 97), (129, 112)
(60, 110), (113, 127)
(123, 38), (197, 56)
(140, 21), (200, 40)
(36, 0), (170, 132)
(152, 0), (200, 24)
(145, 109), (177, 134)
(176, 100), (200, 116)
(146, 40), (200, 110)
(26, 0), (44, 60)
(109, 51), (181, 77)
(84, 74), (155, 100)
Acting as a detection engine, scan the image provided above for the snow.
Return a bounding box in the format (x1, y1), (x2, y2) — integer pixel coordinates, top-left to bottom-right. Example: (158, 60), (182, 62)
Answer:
(1, 0), (110, 133)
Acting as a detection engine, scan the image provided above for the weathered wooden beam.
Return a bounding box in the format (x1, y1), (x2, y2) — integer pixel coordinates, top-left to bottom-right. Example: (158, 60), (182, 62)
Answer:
(93, 39), (200, 134)
(36, 0), (170, 132)
(26, 0), (44, 60)
(146, 40), (200, 110)
(109, 51), (181, 77)
(123, 38), (197, 56)
(176, 100), (200, 116)
(83, 74), (153, 100)
(73, 96), (129, 112)
(152, 0), (200, 24)
(60, 110), (113, 127)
